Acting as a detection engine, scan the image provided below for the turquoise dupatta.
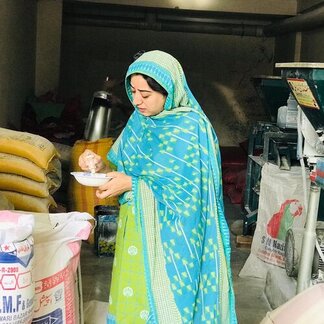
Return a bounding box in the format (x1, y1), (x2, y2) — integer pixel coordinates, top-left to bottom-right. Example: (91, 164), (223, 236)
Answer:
(108, 50), (237, 323)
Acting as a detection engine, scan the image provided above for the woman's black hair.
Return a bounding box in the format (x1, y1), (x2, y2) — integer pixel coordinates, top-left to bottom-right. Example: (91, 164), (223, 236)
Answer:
(140, 74), (168, 96)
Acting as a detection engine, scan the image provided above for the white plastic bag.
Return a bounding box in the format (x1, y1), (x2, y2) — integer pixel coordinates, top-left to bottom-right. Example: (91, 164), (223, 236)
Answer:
(240, 163), (309, 279)
(32, 212), (93, 324)
(260, 283), (324, 324)
(0, 211), (35, 324)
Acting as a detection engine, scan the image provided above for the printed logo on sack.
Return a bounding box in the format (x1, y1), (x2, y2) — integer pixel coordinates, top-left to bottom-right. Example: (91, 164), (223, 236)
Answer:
(32, 308), (62, 323)
(267, 199), (303, 240)
(258, 199), (303, 268)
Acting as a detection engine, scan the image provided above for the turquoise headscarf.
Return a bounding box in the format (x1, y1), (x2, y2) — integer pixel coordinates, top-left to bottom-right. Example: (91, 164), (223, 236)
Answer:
(108, 50), (236, 323)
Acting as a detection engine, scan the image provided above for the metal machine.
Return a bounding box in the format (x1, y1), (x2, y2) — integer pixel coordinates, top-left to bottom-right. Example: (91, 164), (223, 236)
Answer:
(277, 62), (324, 293)
(243, 76), (298, 235)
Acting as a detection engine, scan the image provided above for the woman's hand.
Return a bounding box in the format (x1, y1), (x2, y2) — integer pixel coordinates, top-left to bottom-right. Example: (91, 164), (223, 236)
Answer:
(78, 149), (109, 173)
(96, 172), (132, 199)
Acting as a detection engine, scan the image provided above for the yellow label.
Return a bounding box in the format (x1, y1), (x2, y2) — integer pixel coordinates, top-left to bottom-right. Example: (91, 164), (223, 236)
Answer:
(287, 78), (320, 109)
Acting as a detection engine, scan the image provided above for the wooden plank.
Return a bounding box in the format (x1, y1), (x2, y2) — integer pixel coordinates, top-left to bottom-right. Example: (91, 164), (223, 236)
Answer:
(236, 235), (253, 248)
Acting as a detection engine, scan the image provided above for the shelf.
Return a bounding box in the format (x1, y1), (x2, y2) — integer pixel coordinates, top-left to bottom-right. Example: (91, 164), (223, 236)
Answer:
(248, 155), (265, 166)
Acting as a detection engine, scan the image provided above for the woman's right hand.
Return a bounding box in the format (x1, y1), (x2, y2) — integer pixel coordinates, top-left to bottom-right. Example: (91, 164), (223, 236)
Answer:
(78, 149), (107, 173)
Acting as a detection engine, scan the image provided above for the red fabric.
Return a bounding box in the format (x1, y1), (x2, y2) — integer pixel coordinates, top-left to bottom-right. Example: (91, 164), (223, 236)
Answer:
(221, 145), (247, 205)
(223, 183), (236, 196)
(235, 169), (246, 191)
(223, 167), (244, 184)
(220, 146), (247, 168)
(227, 186), (244, 205)
(223, 167), (245, 205)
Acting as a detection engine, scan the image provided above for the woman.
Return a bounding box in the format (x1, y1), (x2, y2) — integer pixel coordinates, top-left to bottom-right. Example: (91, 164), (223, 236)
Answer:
(79, 50), (237, 323)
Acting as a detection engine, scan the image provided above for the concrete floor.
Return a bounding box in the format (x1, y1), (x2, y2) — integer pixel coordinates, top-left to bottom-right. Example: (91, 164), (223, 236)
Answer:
(79, 197), (271, 323)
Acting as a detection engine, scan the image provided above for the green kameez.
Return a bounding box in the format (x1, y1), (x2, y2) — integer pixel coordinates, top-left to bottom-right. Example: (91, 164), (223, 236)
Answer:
(108, 201), (150, 323)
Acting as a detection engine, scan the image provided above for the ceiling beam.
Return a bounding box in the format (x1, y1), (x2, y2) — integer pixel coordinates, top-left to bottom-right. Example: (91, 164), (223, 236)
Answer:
(70, 0), (297, 16)
(264, 3), (324, 35)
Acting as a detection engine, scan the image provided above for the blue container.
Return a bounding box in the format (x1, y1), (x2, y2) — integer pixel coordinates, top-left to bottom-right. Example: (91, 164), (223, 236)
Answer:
(94, 205), (119, 257)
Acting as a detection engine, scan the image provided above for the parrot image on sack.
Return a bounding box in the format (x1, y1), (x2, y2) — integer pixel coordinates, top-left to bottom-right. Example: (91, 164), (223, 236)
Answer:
(267, 199), (303, 241)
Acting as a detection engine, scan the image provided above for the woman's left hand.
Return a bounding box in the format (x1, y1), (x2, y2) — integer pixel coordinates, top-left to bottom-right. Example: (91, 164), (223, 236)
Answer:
(96, 171), (132, 199)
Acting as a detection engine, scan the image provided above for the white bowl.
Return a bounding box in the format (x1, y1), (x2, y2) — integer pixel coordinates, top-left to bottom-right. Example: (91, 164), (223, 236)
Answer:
(71, 172), (112, 187)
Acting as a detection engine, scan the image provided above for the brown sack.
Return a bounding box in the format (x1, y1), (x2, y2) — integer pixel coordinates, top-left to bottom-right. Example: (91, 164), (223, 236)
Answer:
(0, 190), (56, 213)
(0, 153), (61, 194)
(0, 192), (14, 210)
(0, 128), (59, 169)
(0, 173), (50, 197)
(0, 152), (47, 182)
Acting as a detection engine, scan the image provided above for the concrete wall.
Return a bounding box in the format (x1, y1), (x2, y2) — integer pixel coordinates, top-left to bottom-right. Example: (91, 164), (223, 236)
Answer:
(298, 0), (324, 11)
(0, 0), (276, 146)
(273, 0), (324, 71)
(273, 33), (302, 70)
(35, 0), (63, 96)
(60, 25), (275, 146)
(298, 0), (324, 62)
(300, 26), (324, 61)
(0, 1), (37, 128)
(0, 0), (62, 129)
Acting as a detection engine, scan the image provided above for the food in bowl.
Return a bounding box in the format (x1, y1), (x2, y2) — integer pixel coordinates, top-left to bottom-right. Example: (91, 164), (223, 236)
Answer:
(70, 172), (112, 187)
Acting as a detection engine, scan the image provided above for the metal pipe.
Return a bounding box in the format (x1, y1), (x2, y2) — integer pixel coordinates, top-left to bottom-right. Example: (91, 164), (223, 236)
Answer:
(160, 21), (264, 37)
(63, 16), (265, 37)
(296, 181), (321, 293)
(264, 4), (324, 36)
(63, 1), (271, 37)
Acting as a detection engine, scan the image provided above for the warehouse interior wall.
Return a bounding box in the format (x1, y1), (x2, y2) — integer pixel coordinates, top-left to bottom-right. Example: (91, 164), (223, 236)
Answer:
(0, 1), (37, 129)
(35, 0), (63, 97)
(0, 0), (275, 146)
(300, 26), (324, 61)
(272, 1), (324, 76)
(273, 33), (301, 69)
(1, 0), (324, 146)
(59, 25), (274, 146)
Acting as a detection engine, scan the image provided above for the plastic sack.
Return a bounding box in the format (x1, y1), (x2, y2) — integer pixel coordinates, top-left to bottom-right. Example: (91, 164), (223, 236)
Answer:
(0, 128), (60, 170)
(32, 212), (93, 324)
(0, 153), (61, 192)
(0, 191), (56, 213)
(0, 211), (35, 324)
(240, 163), (309, 279)
(0, 193), (14, 210)
(260, 283), (324, 324)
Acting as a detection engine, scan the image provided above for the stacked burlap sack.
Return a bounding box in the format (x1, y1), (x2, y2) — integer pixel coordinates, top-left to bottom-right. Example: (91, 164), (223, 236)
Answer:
(0, 127), (61, 212)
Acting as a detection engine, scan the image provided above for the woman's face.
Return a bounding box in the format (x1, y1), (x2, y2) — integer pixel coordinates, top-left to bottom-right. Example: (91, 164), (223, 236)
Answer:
(130, 74), (166, 117)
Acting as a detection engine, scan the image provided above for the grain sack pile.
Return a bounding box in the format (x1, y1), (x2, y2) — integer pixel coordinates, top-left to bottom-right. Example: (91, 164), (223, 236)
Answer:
(0, 128), (62, 212)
